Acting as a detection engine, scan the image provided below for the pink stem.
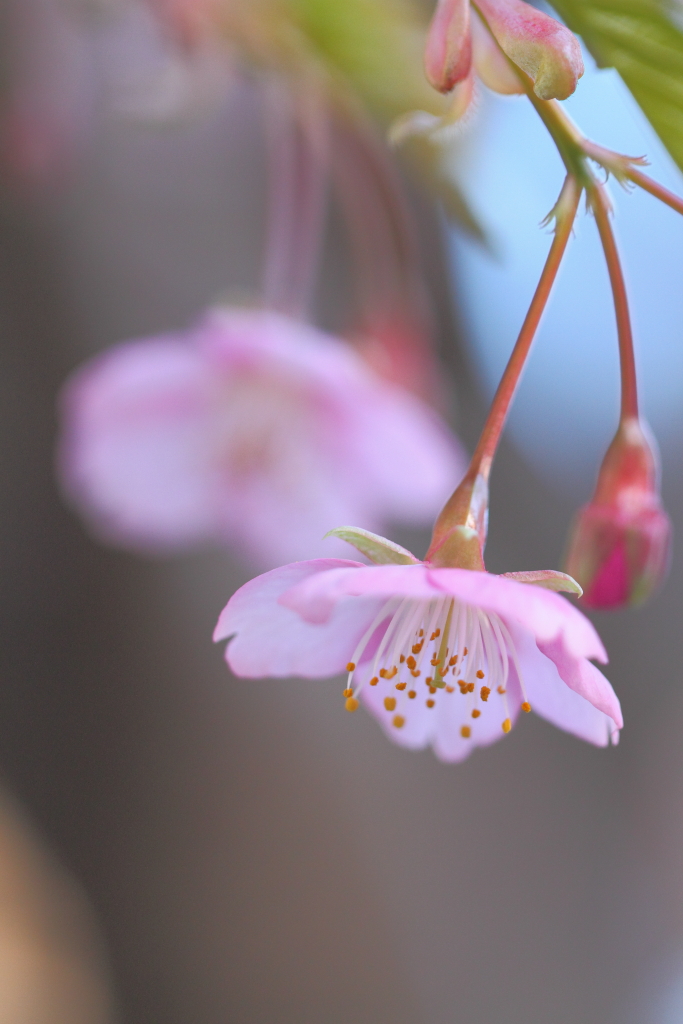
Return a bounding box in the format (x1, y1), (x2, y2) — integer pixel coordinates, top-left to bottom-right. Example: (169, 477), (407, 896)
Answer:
(469, 174), (581, 478)
(261, 74), (329, 319)
(590, 183), (639, 421)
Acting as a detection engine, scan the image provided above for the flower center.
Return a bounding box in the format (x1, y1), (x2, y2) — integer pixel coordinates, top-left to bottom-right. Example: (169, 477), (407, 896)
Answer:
(343, 597), (531, 737)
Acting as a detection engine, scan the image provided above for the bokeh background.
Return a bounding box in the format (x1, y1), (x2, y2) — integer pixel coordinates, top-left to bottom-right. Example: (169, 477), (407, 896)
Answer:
(2, 2), (683, 1023)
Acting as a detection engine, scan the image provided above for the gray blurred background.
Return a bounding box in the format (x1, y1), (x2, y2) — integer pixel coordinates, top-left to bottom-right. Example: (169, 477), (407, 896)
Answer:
(2, 6), (683, 1024)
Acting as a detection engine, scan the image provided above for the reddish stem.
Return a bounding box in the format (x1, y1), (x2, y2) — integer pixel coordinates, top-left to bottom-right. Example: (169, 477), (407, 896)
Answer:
(469, 174), (581, 478)
(589, 183), (639, 421)
(625, 167), (683, 218)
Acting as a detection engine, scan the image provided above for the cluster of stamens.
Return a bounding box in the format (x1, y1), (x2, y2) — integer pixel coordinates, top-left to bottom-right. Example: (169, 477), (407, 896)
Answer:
(342, 597), (531, 739)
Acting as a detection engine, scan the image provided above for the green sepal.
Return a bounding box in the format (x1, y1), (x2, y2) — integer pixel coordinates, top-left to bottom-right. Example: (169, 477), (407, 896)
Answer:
(500, 569), (583, 597)
(325, 526), (419, 565)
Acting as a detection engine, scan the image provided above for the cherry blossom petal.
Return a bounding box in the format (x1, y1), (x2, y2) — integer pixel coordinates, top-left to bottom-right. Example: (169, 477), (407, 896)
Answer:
(508, 621), (619, 745)
(214, 558), (380, 678)
(58, 338), (218, 548)
(279, 564), (438, 623)
(535, 634), (622, 728)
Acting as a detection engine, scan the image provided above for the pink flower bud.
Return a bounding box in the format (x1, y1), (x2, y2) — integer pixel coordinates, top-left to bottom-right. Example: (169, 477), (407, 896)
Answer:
(424, 0), (473, 93)
(470, 6), (524, 96)
(564, 419), (672, 609)
(474, 0), (584, 100)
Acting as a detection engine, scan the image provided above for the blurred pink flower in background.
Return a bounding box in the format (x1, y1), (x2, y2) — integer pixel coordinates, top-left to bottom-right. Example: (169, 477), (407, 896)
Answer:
(214, 544), (622, 761)
(0, 0), (94, 190)
(58, 308), (466, 568)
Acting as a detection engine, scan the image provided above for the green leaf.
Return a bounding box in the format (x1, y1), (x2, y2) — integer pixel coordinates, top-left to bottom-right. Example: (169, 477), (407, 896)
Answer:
(325, 526), (419, 564)
(500, 569), (583, 596)
(550, 0), (683, 172)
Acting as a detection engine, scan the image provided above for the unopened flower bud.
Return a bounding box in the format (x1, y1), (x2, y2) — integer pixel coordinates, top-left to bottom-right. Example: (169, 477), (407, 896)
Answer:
(564, 419), (672, 609)
(470, 6), (524, 96)
(424, 0), (473, 93)
(474, 0), (584, 100)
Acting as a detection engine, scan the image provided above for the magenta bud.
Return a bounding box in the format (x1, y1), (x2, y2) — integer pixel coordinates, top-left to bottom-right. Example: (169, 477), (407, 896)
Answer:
(564, 419), (672, 609)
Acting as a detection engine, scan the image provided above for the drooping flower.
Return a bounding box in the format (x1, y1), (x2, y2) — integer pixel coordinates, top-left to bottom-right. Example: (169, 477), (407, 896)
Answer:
(213, 174), (623, 762)
(564, 417), (671, 608)
(58, 308), (465, 568)
(424, 0), (584, 101)
(214, 526), (622, 761)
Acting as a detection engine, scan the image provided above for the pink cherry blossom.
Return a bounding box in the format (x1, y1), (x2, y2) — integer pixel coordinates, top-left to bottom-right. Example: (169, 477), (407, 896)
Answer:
(214, 546), (622, 762)
(58, 308), (465, 567)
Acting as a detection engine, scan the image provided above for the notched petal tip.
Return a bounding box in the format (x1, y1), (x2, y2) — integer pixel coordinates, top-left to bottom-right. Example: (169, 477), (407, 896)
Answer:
(500, 569), (583, 597)
(325, 526), (419, 565)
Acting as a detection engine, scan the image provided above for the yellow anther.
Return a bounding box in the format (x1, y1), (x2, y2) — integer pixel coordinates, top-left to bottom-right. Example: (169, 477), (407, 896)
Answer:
(430, 628), (441, 640)
(396, 682), (407, 691)
(384, 697), (396, 712)
(480, 686), (490, 702)
(449, 656), (458, 666)
(497, 686), (507, 695)
(522, 702), (531, 713)
(345, 697), (359, 712)
(429, 686), (436, 695)
(379, 668), (387, 678)
(346, 662), (356, 672)
(445, 685), (455, 694)
(392, 715), (405, 729)
(457, 679), (466, 687)
(412, 642), (423, 654)
(461, 726), (471, 738)
(408, 690), (417, 699)
(502, 718), (512, 733)
(369, 676), (378, 686)
(471, 709), (481, 719)
(430, 656), (440, 666)
(343, 688), (354, 698)
(410, 669), (421, 678)
(399, 654), (405, 663)
(419, 629), (424, 637)
(426, 699), (435, 708)
(467, 682), (474, 693)
(463, 647), (468, 656)
(406, 656), (416, 669)
(425, 676), (433, 685)
(476, 669), (485, 679)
